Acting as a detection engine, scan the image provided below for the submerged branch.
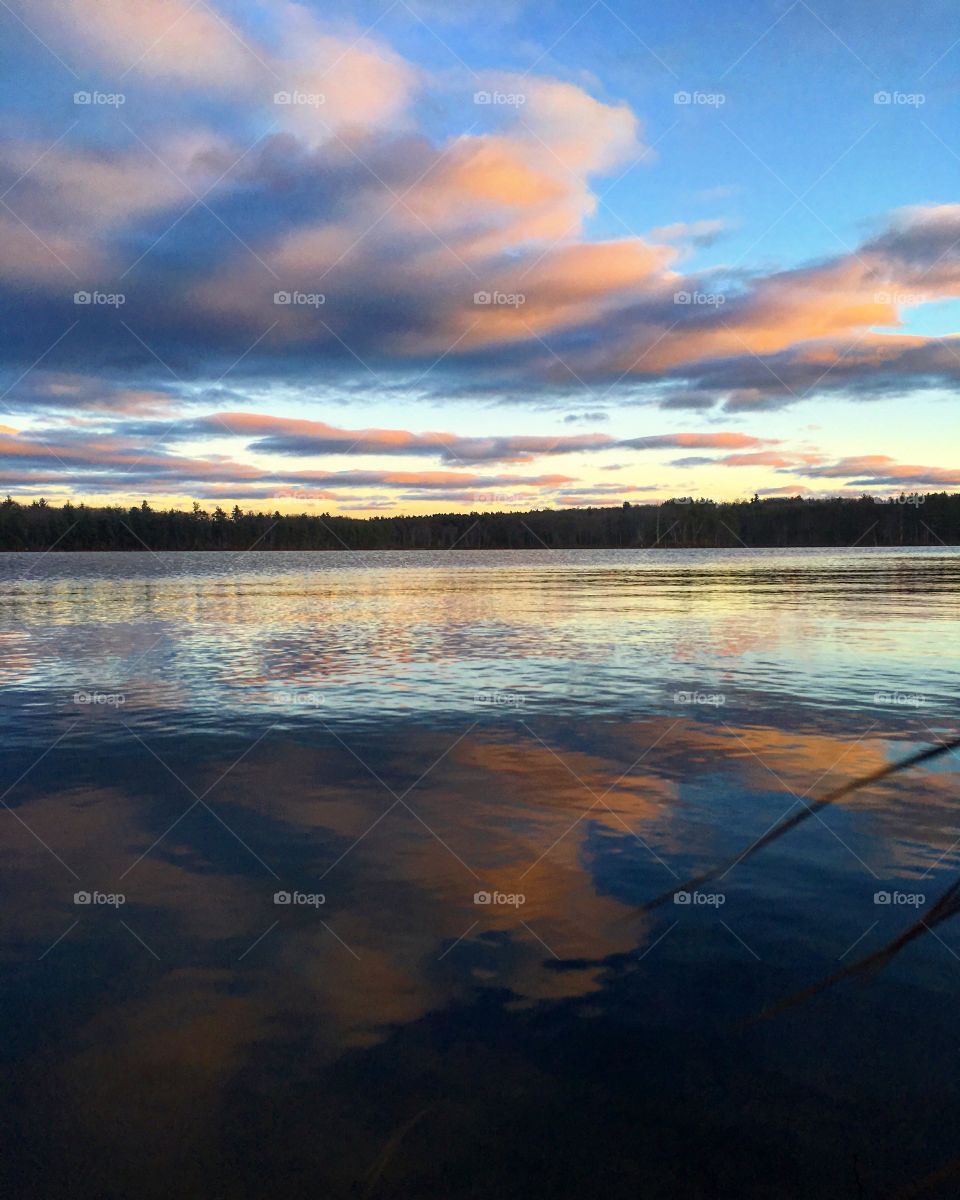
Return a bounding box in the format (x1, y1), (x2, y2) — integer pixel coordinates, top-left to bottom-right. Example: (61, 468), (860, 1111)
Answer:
(642, 734), (960, 912)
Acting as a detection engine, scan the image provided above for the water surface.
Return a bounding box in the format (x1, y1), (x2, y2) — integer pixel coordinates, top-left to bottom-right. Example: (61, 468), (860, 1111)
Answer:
(2, 548), (959, 1198)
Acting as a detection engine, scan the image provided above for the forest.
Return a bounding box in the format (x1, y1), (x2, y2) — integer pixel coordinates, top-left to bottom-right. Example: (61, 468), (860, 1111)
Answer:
(0, 492), (957, 551)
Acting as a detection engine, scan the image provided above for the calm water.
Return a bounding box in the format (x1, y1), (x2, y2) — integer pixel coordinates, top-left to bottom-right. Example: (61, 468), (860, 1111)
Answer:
(2, 547), (959, 1199)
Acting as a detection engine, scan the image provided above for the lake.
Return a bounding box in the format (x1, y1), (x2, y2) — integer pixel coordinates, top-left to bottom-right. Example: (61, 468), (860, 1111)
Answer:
(2, 547), (959, 1198)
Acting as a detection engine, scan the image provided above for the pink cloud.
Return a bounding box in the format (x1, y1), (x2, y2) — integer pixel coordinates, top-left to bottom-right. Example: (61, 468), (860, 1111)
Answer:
(715, 451), (798, 467)
(5, 7), (960, 427)
(34, 0), (418, 131)
(623, 432), (771, 450)
(796, 455), (960, 487)
(174, 414), (784, 468)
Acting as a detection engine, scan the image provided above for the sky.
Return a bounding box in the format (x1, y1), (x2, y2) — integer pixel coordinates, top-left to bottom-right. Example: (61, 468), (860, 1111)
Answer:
(0, 0), (958, 514)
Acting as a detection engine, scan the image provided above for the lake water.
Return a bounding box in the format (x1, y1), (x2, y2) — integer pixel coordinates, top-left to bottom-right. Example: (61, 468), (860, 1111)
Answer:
(2, 547), (959, 1199)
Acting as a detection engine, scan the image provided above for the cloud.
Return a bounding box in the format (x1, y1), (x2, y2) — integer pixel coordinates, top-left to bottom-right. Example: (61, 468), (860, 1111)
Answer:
(554, 483), (662, 497)
(714, 451), (801, 467)
(619, 432), (769, 450)
(650, 219), (728, 248)
(8, 1), (960, 419)
(37, 0), (253, 86)
(0, 422), (582, 496)
(107, 412), (772, 465)
(8, 190), (958, 417)
(509, 76), (643, 174)
(860, 204), (960, 293)
(791, 455), (960, 488)
(0, 2), (662, 396)
(0, 406), (787, 502)
(33, 0), (418, 129)
(1, 0), (959, 511)
(5, 375), (181, 415)
(0, 135), (212, 227)
(654, 389), (720, 411)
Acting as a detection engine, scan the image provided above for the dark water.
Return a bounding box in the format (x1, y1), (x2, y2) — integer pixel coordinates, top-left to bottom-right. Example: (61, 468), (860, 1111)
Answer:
(1, 547), (958, 1199)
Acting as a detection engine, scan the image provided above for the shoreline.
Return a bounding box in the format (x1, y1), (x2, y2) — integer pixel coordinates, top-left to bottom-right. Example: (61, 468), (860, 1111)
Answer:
(2, 542), (959, 554)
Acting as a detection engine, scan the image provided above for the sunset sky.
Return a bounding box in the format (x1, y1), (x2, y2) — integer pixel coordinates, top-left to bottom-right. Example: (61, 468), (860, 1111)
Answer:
(1, 0), (958, 513)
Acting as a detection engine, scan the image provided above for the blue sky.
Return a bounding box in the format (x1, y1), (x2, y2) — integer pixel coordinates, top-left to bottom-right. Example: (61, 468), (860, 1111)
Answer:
(0, 0), (958, 511)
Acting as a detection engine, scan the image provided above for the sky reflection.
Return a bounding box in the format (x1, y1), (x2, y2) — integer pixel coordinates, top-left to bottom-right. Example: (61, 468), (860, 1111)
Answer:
(2, 548), (959, 1197)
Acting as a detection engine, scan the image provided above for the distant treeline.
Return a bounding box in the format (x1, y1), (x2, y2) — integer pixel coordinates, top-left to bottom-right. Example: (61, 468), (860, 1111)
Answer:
(0, 493), (957, 552)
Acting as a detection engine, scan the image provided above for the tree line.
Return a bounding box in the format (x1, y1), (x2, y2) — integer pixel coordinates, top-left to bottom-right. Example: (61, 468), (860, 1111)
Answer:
(0, 493), (957, 552)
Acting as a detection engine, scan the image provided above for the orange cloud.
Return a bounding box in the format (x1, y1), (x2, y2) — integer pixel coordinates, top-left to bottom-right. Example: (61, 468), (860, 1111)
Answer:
(34, 0), (418, 131)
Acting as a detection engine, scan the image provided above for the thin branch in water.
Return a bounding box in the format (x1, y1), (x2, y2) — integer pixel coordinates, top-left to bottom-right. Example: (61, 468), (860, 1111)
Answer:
(642, 734), (960, 912)
(754, 874), (960, 1021)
